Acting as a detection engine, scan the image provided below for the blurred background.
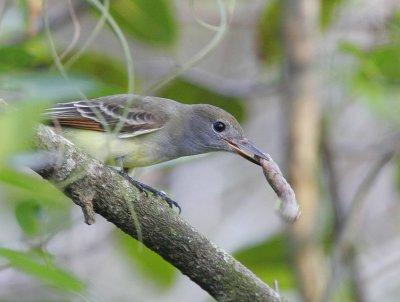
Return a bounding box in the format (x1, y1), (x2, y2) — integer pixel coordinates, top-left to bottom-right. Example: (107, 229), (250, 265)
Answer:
(0, 0), (400, 301)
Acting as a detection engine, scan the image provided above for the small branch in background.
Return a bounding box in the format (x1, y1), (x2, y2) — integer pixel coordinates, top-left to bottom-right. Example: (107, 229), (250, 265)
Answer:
(321, 119), (367, 302)
(27, 0), (43, 36)
(349, 255), (367, 302)
(64, 0), (110, 68)
(6, 1), (89, 45)
(137, 61), (282, 99)
(43, 0), (86, 100)
(323, 151), (396, 301)
(35, 125), (287, 302)
(86, 0), (135, 95)
(338, 151), (395, 254)
(145, 0), (228, 94)
(0, 0), (8, 26)
(321, 121), (346, 235)
(59, 0), (81, 60)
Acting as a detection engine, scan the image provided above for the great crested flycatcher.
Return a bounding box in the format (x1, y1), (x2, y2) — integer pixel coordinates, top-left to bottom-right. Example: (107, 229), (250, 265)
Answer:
(43, 94), (268, 209)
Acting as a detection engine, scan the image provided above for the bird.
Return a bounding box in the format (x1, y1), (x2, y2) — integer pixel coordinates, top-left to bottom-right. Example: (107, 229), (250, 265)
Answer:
(43, 94), (268, 210)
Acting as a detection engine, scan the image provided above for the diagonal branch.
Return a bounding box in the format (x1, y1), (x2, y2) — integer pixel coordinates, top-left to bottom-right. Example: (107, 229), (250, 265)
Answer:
(35, 125), (286, 302)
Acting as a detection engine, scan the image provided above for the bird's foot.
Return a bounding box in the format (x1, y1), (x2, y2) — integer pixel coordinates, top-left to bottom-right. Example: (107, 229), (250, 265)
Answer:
(151, 190), (181, 214)
(119, 171), (181, 213)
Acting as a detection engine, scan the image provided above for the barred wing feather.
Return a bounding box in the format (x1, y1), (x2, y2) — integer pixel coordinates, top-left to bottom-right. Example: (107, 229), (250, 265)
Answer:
(44, 95), (168, 138)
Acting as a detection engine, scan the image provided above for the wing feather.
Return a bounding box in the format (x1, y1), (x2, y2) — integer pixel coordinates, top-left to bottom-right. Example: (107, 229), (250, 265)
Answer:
(44, 95), (169, 138)
(56, 117), (104, 131)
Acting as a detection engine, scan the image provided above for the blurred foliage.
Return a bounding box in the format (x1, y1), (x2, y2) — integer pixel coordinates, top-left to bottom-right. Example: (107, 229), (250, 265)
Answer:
(256, 0), (281, 65)
(340, 9), (400, 125)
(0, 100), (44, 166)
(67, 52), (127, 94)
(331, 278), (357, 302)
(114, 230), (177, 288)
(0, 43), (102, 101)
(0, 248), (85, 292)
(5, 71), (103, 101)
(0, 100), (77, 295)
(0, 32), (86, 297)
(15, 199), (44, 236)
(109, 0), (178, 46)
(0, 46), (35, 72)
(234, 234), (295, 290)
(396, 156), (400, 192)
(320, 0), (347, 29)
(0, 169), (69, 206)
(160, 79), (246, 122)
(257, 0), (347, 65)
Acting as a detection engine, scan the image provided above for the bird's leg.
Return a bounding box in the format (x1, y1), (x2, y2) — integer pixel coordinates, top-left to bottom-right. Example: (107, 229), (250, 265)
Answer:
(116, 163), (181, 213)
(115, 156), (127, 172)
(119, 168), (148, 197)
(119, 171), (181, 213)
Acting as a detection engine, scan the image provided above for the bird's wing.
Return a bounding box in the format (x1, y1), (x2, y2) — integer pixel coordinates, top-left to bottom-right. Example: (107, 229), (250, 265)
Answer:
(43, 95), (169, 138)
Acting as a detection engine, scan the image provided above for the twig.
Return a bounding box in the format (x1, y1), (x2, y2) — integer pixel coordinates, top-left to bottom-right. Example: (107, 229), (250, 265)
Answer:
(321, 119), (367, 302)
(145, 0), (228, 94)
(64, 0), (110, 68)
(0, 0), (8, 26)
(323, 151), (396, 301)
(6, 1), (89, 46)
(59, 0), (81, 60)
(338, 151), (395, 252)
(321, 122), (346, 234)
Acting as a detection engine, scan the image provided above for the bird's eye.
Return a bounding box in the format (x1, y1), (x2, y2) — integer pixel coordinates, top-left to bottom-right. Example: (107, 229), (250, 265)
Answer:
(213, 121), (226, 133)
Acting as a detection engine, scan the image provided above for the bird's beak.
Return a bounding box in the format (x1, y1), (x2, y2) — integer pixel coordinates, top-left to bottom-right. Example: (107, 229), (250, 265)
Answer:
(225, 138), (268, 166)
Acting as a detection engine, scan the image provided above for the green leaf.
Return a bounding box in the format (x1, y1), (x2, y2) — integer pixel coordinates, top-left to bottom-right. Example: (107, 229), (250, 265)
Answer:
(341, 10), (400, 125)
(0, 169), (71, 238)
(369, 46), (400, 80)
(114, 230), (177, 288)
(234, 234), (295, 290)
(159, 79), (246, 122)
(0, 169), (69, 205)
(22, 37), (56, 66)
(350, 49), (400, 124)
(0, 46), (35, 72)
(331, 275), (359, 302)
(256, 0), (282, 65)
(0, 100), (46, 167)
(320, 0), (347, 29)
(0, 248), (85, 292)
(15, 200), (43, 236)
(19, 39), (126, 97)
(68, 52), (128, 93)
(110, 0), (178, 46)
(0, 72), (101, 101)
(339, 41), (364, 58)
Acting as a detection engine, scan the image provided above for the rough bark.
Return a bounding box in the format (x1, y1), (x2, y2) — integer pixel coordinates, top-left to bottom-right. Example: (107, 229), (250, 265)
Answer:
(282, 1), (325, 302)
(35, 125), (286, 302)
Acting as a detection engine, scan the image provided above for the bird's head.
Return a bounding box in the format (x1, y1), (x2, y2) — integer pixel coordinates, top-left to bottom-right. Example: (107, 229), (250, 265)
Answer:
(181, 104), (267, 165)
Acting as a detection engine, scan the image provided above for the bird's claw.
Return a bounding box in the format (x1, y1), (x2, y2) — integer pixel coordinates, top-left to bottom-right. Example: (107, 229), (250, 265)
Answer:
(150, 190), (181, 213)
(118, 171), (181, 213)
(131, 181), (149, 197)
(154, 191), (181, 214)
(119, 171), (148, 197)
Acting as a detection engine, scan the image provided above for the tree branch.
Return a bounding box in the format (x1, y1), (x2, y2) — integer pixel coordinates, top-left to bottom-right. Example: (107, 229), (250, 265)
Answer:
(35, 125), (286, 302)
